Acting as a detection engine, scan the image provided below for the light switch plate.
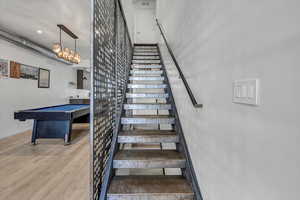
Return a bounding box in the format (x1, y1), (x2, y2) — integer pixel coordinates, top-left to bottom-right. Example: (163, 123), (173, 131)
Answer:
(233, 79), (260, 105)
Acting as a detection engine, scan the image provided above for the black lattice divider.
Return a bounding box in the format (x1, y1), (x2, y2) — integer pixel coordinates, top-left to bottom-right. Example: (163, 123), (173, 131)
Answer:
(91, 0), (132, 199)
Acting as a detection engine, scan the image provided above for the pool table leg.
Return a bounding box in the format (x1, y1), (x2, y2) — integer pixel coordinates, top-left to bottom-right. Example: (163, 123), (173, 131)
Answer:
(31, 120), (38, 145)
(64, 120), (73, 145)
(64, 136), (70, 145)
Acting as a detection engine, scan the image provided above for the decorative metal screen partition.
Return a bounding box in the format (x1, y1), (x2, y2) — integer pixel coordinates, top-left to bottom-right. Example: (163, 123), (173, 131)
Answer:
(91, 0), (132, 199)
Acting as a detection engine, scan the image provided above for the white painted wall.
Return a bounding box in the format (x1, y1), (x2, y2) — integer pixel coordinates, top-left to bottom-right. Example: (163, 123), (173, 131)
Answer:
(122, 0), (158, 44)
(0, 39), (78, 139)
(133, 0), (157, 43)
(157, 0), (300, 200)
(121, 0), (135, 42)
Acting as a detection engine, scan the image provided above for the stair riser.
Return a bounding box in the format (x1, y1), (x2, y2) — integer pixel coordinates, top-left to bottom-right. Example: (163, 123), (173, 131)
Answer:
(121, 118), (175, 124)
(124, 104), (171, 110)
(118, 136), (179, 143)
(107, 194), (194, 200)
(126, 93), (169, 98)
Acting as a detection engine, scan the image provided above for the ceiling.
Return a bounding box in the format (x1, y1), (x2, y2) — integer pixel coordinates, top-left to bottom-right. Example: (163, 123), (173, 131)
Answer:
(0, 0), (91, 60)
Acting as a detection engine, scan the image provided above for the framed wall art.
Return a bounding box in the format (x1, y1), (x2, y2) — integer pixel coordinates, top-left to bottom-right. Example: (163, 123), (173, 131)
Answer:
(0, 59), (9, 78)
(20, 64), (39, 80)
(10, 61), (21, 79)
(38, 68), (50, 88)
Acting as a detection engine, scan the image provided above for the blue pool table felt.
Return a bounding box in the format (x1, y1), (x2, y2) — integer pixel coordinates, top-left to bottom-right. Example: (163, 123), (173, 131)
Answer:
(31, 104), (89, 112)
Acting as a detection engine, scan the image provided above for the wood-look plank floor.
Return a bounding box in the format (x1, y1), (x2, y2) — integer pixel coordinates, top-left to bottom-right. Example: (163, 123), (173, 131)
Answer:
(0, 124), (90, 200)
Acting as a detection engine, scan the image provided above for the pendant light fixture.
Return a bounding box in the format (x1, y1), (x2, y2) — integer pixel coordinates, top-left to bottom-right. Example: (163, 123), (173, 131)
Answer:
(52, 25), (80, 64)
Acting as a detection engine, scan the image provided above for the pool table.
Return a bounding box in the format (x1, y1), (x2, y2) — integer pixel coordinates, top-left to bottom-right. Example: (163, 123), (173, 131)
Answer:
(14, 104), (90, 145)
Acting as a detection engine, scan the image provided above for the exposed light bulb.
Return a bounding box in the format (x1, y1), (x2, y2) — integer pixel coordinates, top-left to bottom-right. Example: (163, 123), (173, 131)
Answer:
(68, 50), (74, 61)
(73, 53), (81, 64)
(62, 48), (70, 59)
(52, 43), (61, 54)
(57, 50), (63, 58)
(71, 56), (77, 63)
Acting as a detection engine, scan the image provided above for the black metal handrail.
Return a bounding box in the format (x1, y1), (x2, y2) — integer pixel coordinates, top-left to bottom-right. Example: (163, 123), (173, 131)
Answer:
(156, 19), (203, 108)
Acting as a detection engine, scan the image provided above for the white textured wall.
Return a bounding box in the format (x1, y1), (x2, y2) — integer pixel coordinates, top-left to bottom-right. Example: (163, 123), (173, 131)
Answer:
(0, 39), (77, 139)
(122, 0), (158, 43)
(121, 0), (135, 42)
(157, 0), (300, 200)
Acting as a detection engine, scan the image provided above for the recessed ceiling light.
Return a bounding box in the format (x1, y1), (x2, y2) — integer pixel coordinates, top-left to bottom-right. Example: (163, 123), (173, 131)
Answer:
(36, 30), (43, 34)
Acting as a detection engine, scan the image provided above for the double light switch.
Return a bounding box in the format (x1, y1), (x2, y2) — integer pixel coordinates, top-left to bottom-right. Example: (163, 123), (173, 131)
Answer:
(233, 79), (260, 106)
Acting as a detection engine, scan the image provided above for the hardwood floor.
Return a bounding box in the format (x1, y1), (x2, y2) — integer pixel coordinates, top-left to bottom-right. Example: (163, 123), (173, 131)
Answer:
(0, 124), (90, 200)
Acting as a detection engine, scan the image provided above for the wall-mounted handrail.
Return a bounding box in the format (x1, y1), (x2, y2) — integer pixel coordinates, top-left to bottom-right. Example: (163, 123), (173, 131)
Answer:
(156, 19), (203, 108)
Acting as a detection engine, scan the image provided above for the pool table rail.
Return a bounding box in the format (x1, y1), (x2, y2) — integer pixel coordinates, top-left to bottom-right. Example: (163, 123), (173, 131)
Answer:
(14, 104), (89, 121)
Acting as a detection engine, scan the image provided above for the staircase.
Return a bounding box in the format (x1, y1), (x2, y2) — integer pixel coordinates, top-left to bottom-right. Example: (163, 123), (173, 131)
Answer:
(107, 44), (194, 200)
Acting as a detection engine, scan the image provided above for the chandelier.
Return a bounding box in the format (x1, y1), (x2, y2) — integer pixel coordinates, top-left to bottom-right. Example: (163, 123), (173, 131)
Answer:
(52, 24), (80, 64)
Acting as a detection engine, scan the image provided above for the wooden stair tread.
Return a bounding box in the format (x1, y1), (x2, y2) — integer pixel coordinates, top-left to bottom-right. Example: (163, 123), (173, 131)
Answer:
(118, 130), (179, 143)
(114, 150), (184, 161)
(113, 150), (185, 169)
(107, 176), (194, 200)
(119, 130), (176, 135)
(123, 115), (173, 118)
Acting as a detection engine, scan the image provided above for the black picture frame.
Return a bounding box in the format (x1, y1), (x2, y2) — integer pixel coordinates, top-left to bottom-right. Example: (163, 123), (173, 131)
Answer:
(38, 68), (50, 88)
